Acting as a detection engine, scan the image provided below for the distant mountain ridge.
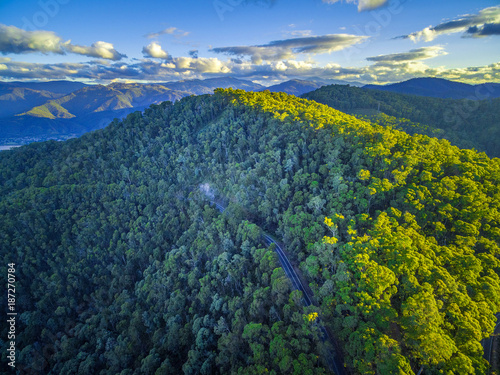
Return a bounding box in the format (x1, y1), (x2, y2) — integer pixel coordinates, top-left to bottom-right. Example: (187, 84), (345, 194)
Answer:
(0, 80), (88, 95)
(260, 79), (325, 96)
(0, 78), (271, 141)
(159, 77), (265, 95)
(2, 76), (499, 146)
(363, 77), (500, 100)
(0, 87), (63, 118)
(19, 83), (189, 119)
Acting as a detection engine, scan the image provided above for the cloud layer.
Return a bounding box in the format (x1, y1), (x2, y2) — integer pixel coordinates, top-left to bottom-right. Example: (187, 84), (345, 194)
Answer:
(400, 6), (500, 42)
(0, 24), (125, 60)
(212, 34), (368, 64)
(0, 21), (498, 86)
(0, 44), (497, 86)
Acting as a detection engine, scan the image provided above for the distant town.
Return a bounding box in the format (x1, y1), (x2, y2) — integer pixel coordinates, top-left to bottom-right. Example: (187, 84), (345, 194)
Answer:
(0, 135), (78, 150)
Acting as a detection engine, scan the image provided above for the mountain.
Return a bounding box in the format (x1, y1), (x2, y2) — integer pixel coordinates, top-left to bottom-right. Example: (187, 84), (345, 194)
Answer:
(0, 78), (267, 143)
(303, 84), (500, 157)
(0, 80), (88, 95)
(19, 83), (188, 119)
(363, 77), (500, 99)
(160, 77), (264, 95)
(0, 83), (190, 140)
(0, 89), (498, 374)
(308, 77), (364, 87)
(0, 87), (64, 118)
(261, 79), (324, 96)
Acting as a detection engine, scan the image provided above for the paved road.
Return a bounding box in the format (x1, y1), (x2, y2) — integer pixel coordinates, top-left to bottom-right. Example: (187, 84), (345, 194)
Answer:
(263, 234), (312, 305)
(213, 199), (500, 374)
(212, 201), (345, 374)
(263, 234), (345, 375)
(484, 313), (500, 373)
(213, 202), (225, 213)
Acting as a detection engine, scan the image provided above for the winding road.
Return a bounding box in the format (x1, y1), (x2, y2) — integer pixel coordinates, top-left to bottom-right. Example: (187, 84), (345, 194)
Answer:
(212, 201), (345, 375)
(211, 198), (500, 374)
(484, 313), (500, 374)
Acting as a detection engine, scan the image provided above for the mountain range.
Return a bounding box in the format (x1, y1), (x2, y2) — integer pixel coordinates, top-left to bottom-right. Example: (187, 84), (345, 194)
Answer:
(0, 78), (264, 142)
(1, 76), (499, 146)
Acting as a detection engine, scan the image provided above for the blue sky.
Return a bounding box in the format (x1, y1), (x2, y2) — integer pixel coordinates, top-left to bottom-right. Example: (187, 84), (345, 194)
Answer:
(0, 0), (498, 85)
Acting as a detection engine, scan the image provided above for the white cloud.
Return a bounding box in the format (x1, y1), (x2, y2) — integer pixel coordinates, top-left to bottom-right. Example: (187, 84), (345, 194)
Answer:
(287, 30), (313, 37)
(144, 27), (190, 39)
(0, 24), (65, 54)
(322, 0), (388, 12)
(66, 41), (125, 61)
(0, 47), (498, 86)
(0, 24), (126, 60)
(400, 6), (500, 42)
(171, 57), (231, 73)
(366, 46), (447, 63)
(142, 42), (169, 59)
(212, 34), (369, 64)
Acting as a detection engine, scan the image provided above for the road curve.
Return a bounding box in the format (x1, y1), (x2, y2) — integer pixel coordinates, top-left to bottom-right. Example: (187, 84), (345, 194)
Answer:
(263, 234), (345, 375)
(211, 201), (345, 375)
(484, 313), (500, 373)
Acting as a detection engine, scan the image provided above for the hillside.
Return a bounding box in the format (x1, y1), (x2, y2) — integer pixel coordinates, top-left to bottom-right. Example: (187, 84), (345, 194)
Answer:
(0, 78), (267, 143)
(19, 83), (188, 119)
(0, 89), (498, 374)
(0, 87), (63, 118)
(303, 84), (500, 157)
(262, 79), (324, 96)
(364, 77), (500, 100)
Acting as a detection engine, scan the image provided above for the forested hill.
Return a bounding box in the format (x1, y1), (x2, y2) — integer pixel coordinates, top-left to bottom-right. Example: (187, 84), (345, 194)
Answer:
(363, 78), (500, 100)
(0, 89), (499, 374)
(302, 84), (500, 158)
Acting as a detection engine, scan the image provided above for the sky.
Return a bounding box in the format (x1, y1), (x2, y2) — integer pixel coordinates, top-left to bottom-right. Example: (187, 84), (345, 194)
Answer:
(0, 0), (499, 85)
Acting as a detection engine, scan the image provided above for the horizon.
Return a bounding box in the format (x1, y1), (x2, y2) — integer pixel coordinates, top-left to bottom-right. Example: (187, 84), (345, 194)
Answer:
(0, 76), (497, 88)
(0, 0), (499, 86)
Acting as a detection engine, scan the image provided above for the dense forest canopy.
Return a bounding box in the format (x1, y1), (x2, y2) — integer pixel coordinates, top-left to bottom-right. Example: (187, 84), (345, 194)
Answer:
(302, 84), (500, 158)
(0, 89), (499, 374)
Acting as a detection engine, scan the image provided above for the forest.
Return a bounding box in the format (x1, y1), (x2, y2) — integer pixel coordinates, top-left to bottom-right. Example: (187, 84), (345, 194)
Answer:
(0, 89), (499, 374)
(303, 84), (500, 158)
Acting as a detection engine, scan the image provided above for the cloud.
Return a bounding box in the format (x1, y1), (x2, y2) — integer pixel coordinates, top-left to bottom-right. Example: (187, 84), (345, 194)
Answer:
(322, 0), (388, 12)
(399, 6), (500, 41)
(189, 50), (199, 58)
(142, 42), (169, 58)
(286, 30), (313, 37)
(0, 24), (125, 60)
(170, 57), (231, 73)
(366, 46), (447, 63)
(466, 22), (500, 37)
(66, 41), (126, 61)
(212, 34), (368, 64)
(0, 24), (65, 54)
(0, 60), (90, 80)
(0, 46), (498, 86)
(144, 27), (189, 39)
